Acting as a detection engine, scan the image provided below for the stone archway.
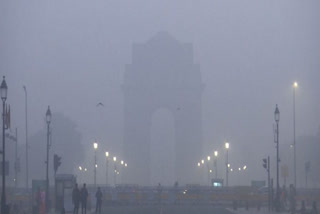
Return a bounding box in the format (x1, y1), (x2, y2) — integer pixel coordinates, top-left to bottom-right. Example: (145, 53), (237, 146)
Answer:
(123, 32), (204, 185)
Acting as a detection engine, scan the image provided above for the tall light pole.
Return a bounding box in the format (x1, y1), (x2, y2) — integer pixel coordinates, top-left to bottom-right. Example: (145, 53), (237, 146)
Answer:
(124, 162), (128, 181)
(293, 82), (298, 188)
(1, 76), (8, 214)
(120, 160), (124, 184)
(113, 156), (117, 186)
(23, 85), (29, 189)
(274, 104), (280, 212)
(14, 128), (18, 189)
(45, 106), (52, 213)
(207, 156), (211, 185)
(225, 142), (229, 187)
(93, 142), (98, 187)
(105, 151), (109, 185)
(214, 151), (218, 179)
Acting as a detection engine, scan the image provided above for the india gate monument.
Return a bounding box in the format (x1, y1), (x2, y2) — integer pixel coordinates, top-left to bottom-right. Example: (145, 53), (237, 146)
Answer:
(123, 32), (204, 185)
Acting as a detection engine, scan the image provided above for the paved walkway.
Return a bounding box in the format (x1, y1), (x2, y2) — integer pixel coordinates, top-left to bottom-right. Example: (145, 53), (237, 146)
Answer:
(226, 207), (288, 214)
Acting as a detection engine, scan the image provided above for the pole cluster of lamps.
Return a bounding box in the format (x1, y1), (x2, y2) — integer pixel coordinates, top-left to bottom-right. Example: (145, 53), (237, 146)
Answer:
(90, 141), (128, 187)
(197, 142), (248, 187)
(197, 151), (218, 186)
(197, 142), (232, 186)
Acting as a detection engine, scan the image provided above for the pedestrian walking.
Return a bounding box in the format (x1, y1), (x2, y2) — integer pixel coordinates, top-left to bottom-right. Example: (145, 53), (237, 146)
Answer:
(300, 201), (306, 214)
(157, 183), (162, 204)
(72, 183), (80, 214)
(289, 184), (296, 214)
(281, 185), (288, 210)
(95, 187), (103, 214)
(80, 183), (89, 214)
(312, 201), (318, 214)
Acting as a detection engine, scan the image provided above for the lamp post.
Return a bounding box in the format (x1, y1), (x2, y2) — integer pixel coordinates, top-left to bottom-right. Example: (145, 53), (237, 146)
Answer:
(78, 166), (83, 184)
(113, 157), (117, 186)
(214, 151), (218, 179)
(45, 106), (52, 213)
(23, 85), (29, 189)
(1, 76), (8, 214)
(93, 142), (98, 187)
(225, 142), (229, 187)
(105, 151), (109, 185)
(274, 104), (280, 212)
(207, 156), (211, 185)
(120, 160), (124, 184)
(293, 82), (298, 188)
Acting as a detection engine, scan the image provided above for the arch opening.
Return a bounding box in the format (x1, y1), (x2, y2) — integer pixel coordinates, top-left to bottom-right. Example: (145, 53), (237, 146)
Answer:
(150, 108), (176, 186)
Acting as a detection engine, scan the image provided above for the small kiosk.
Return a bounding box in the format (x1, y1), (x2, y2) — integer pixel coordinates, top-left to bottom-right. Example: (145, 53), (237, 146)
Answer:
(55, 174), (76, 213)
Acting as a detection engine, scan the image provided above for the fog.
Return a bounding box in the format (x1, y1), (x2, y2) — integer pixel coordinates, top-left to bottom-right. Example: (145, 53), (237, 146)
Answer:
(1, 0), (319, 188)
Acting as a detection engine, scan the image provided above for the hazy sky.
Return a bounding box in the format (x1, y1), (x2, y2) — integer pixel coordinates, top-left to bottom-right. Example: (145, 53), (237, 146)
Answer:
(1, 0), (319, 185)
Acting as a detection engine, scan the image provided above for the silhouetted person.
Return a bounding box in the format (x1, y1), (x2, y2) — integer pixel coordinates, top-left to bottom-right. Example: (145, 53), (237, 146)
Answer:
(312, 201), (318, 214)
(174, 181), (179, 204)
(289, 184), (296, 214)
(35, 187), (41, 214)
(72, 183), (80, 214)
(157, 183), (162, 204)
(281, 185), (287, 210)
(300, 201), (306, 214)
(80, 183), (89, 214)
(95, 187), (103, 214)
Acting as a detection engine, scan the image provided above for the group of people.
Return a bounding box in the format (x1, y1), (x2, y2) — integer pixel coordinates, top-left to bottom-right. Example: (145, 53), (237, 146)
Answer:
(279, 184), (318, 214)
(72, 183), (103, 214)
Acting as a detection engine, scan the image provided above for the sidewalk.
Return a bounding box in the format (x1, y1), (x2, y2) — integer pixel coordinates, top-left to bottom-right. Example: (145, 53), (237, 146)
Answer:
(226, 207), (288, 214)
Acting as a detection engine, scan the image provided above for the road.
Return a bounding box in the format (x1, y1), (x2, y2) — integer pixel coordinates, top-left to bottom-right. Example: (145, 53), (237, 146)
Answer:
(89, 205), (233, 214)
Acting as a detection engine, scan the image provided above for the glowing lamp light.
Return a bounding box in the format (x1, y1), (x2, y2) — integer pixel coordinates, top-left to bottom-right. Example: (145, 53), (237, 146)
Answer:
(225, 142), (230, 149)
(93, 142), (98, 150)
(214, 151), (218, 157)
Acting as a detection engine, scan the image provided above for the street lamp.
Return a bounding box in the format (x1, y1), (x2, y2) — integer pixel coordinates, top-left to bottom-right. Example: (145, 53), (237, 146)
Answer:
(113, 156), (117, 186)
(105, 151), (109, 185)
(214, 151), (218, 179)
(225, 142), (230, 187)
(45, 105), (52, 212)
(1, 76), (8, 214)
(207, 156), (211, 185)
(293, 82), (298, 188)
(93, 142), (98, 187)
(23, 85), (29, 189)
(274, 104), (280, 212)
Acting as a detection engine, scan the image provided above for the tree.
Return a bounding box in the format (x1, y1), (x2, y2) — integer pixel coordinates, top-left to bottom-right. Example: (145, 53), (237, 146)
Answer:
(19, 112), (83, 185)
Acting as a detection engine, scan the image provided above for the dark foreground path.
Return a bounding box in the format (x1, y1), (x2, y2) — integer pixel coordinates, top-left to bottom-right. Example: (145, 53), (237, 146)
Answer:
(91, 205), (233, 214)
